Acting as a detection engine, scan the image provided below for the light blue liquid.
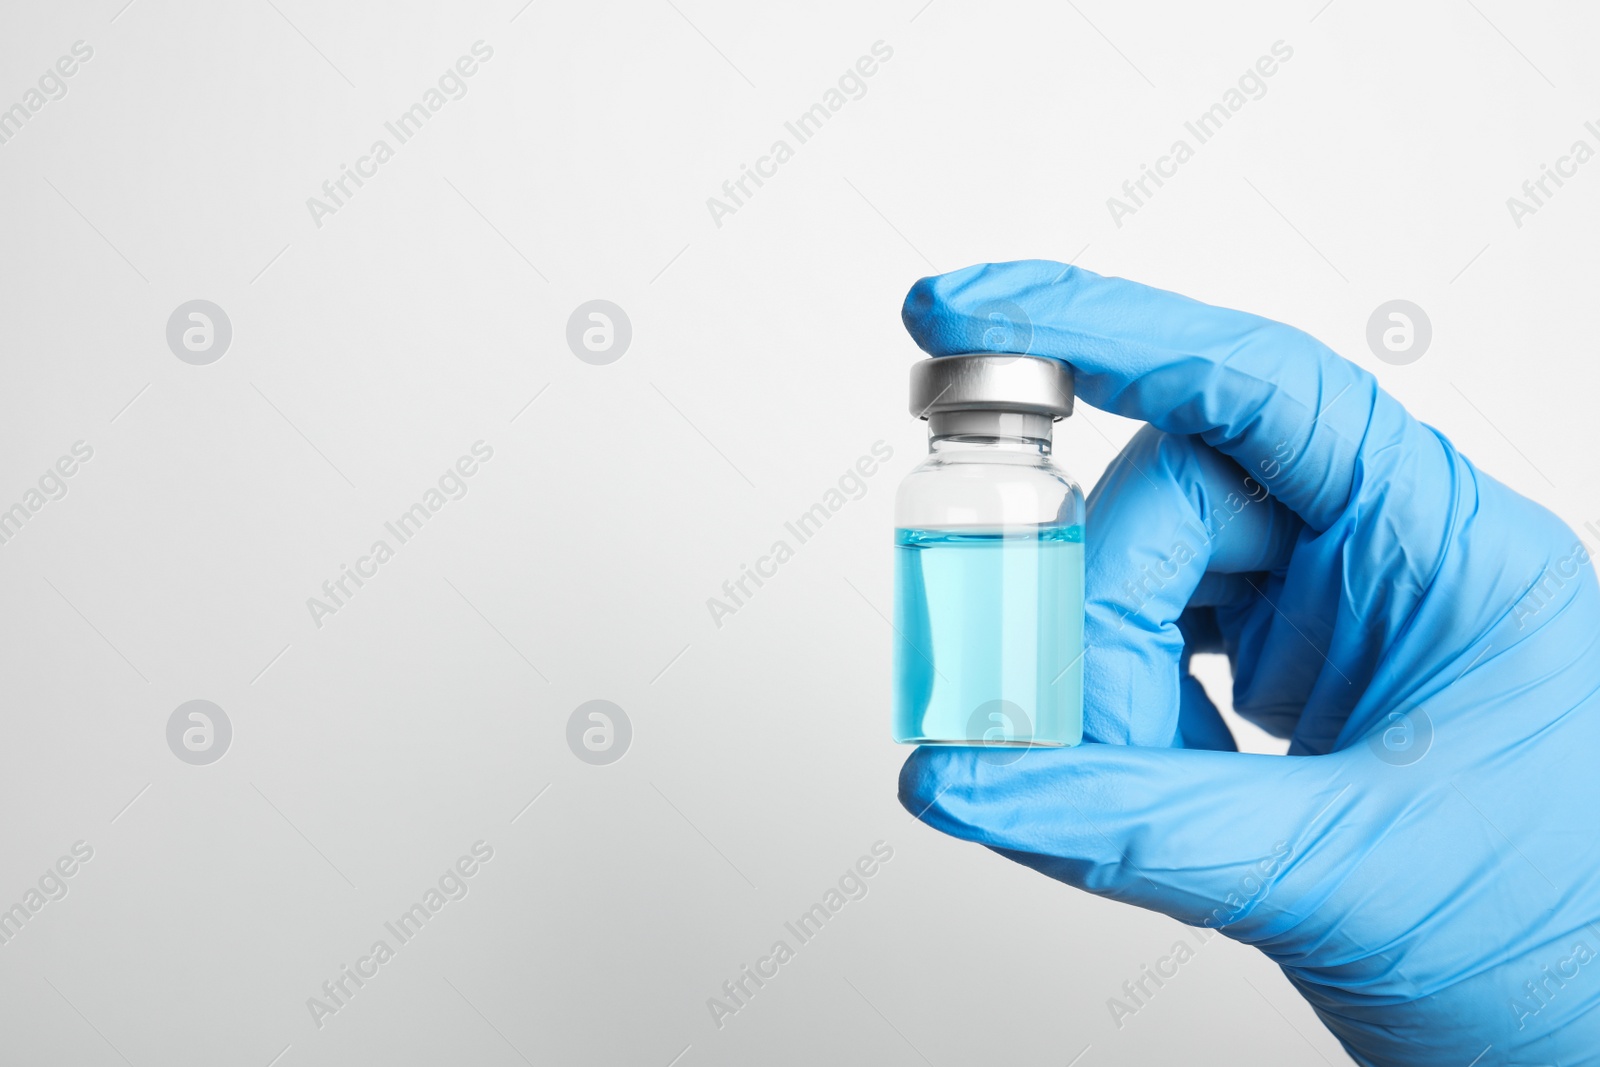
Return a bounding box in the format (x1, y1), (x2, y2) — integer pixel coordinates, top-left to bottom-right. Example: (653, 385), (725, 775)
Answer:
(893, 526), (1084, 746)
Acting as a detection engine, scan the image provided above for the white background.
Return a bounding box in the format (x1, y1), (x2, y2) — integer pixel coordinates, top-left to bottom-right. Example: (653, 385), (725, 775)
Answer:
(1, 0), (1595, 1063)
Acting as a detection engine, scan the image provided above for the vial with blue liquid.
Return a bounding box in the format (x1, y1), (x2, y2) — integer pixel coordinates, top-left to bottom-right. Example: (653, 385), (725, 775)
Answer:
(893, 353), (1085, 748)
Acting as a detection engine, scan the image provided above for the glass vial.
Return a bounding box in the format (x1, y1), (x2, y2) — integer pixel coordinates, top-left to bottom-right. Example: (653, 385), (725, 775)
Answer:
(893, 354), (1085, 747)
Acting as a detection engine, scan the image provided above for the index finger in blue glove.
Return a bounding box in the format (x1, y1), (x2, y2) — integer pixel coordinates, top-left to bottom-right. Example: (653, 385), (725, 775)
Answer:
(900, 261), (1450, 538)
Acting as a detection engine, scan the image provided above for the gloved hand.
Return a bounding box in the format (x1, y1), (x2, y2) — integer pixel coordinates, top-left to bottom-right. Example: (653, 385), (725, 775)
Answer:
(897, 260), (1600, 1066)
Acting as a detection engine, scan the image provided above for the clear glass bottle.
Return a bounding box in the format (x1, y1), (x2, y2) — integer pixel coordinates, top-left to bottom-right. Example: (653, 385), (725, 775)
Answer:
(893, 354), (1085, 747)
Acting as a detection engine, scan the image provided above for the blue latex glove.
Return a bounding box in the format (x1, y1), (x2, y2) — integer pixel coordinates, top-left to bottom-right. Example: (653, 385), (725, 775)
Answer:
(898, 261), (1600, 1065)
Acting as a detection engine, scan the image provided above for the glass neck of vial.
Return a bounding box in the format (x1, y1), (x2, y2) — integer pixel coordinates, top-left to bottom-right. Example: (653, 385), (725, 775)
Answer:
(928, 411), (1052, 455)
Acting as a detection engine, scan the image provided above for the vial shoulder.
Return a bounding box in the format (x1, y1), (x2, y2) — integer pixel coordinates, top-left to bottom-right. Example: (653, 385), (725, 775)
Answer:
(895, 453), (1084, 529)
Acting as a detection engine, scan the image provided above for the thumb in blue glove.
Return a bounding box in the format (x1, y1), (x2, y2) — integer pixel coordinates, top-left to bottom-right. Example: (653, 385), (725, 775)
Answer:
(898, 261), (1600, 1066)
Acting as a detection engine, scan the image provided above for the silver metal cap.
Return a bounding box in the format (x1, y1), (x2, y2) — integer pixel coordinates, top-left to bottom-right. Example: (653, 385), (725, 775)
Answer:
(909, 354), (1074, 436)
